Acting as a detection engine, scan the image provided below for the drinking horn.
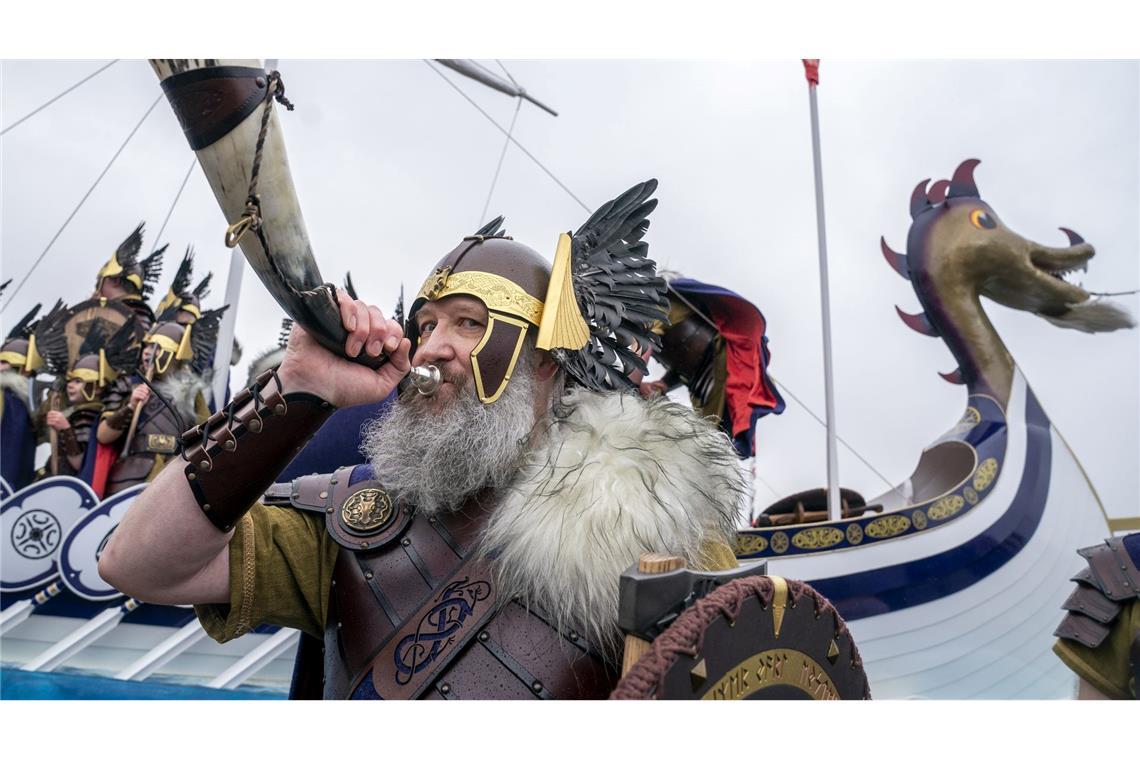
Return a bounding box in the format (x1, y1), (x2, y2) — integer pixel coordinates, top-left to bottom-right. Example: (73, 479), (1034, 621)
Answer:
(149, 59), (386, 369)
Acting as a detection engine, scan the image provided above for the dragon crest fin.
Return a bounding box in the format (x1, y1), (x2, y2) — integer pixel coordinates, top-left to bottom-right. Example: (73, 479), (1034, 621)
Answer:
(881, 237), (910, 280)
(895, 306), (939, 337)
(939, 367), (966, 385)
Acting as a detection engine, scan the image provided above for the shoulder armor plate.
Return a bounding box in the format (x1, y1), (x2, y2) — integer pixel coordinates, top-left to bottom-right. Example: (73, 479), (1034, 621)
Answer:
(1055, 535), (1140, 650)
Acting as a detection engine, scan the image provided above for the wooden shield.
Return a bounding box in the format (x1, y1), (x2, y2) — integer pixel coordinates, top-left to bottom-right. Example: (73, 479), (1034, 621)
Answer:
(611, 575), (870, 700)
(57, 298), (142, 364)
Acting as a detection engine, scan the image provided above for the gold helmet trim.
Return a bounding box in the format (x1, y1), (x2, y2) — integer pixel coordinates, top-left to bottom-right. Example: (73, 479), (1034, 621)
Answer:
(0, 351), (27, 367)
(416, 269), (544, 326)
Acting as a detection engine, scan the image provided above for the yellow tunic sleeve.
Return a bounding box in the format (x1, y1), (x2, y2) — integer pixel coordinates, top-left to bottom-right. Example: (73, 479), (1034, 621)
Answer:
(1052, 598), (1140, 700)
(194, 502), (340, 643)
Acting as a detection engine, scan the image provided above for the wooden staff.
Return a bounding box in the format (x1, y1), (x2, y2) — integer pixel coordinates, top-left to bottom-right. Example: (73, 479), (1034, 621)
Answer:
(122, 365), (154, 455)
(620, 553), (686, 677)
(47, 388), (61, 476)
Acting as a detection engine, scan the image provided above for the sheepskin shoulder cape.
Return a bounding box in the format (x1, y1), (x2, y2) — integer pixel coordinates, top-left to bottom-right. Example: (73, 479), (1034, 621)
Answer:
(481, 387), (747, 656)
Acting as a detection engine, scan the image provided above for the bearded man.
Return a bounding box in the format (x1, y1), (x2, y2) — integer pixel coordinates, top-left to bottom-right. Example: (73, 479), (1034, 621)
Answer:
(99, 182), (746, 699)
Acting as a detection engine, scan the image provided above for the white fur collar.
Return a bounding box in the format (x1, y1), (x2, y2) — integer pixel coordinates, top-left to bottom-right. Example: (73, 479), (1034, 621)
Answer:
(0, 370), (29, 408)
(480, 388), (745, 659)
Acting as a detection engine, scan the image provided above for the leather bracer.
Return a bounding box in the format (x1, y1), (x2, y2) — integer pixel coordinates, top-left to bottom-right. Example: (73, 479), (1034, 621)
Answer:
(180, 369), (336, 532)
(104, 405), (133, 431)
(57, 426), (81, 457)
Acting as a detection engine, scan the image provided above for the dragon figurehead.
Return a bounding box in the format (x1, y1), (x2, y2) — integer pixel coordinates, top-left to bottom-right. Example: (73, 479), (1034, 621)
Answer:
(882, 158), (1134, 408)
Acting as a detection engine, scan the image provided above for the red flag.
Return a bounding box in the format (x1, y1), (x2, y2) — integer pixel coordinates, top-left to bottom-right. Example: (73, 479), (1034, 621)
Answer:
(90, 442), (118, 499)
(803, 59), (820, 85)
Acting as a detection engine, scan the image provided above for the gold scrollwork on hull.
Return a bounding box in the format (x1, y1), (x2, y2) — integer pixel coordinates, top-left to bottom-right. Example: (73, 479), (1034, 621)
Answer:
(865, 514), (911, 539)
(701, 648), (840, 700)
(792, 527), (844, 550)
(912, 510), (928, 530)
(736, 534), (769, 555)
(846, 523), (864, 545)
(771, 532), (789, 554)
(928, 495), (966, 521)
(973, 457), (999, 492)
(961, 407), (982, 427)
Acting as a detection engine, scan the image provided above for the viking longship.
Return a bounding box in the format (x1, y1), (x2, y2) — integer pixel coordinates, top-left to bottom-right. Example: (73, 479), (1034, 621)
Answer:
(0, 60), (1134, 699)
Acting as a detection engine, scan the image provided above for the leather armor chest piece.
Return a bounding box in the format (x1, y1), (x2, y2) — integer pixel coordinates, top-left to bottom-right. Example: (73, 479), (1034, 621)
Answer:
(107, 386), (184, 493)
(286, 465), (618, 700)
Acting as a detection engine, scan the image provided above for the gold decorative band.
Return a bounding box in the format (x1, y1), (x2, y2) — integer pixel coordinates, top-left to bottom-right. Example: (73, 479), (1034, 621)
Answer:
(416, 269), (544, 326)
(69, 368), (101, 383)
(0, 351), (27, 366)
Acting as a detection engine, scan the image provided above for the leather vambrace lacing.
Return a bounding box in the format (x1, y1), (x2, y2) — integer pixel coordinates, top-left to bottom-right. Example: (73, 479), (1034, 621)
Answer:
(180, 368), (336, 532)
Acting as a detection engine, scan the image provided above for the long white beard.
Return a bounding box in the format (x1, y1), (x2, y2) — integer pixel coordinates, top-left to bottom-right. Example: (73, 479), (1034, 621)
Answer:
(360, 361), (540, 516)
(0, 370), (30, 408)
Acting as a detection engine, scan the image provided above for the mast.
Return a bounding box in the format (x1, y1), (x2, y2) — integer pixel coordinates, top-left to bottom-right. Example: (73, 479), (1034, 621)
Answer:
(803, 59), (842, 522)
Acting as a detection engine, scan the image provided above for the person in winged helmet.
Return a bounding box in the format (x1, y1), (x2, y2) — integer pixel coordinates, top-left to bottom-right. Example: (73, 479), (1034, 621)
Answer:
(92, 223), (166, 333)
(96, 308), (225, 495)
(101, 181), (746, 699)
(0, 301), (58, 490)
(31, 316), (141, 485)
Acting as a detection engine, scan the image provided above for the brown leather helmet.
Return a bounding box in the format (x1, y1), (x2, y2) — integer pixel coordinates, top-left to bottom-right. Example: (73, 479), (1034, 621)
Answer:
(406, 230), (551, 404)
(144, 321), (193, 377)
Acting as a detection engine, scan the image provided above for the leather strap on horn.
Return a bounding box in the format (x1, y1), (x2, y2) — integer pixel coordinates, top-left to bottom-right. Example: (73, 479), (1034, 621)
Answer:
(180, 368), (335, 532)
(160, 65), (268, 151)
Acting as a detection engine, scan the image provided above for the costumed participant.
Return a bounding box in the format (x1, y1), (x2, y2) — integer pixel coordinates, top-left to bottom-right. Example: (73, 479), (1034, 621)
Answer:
(155, 246), (214, 327)
(0, 302), (54, 490)
(97, 310), (224, 495)
(92, 223), (166, 333)
(1053, 533), (1140, 699)
(640, 274), (785, 458)
(100, 181), (749, 700)
(31, 317), (140, 484)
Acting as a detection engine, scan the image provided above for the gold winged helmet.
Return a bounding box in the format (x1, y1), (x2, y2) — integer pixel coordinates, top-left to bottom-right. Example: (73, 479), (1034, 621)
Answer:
(405, 180), (669, 403)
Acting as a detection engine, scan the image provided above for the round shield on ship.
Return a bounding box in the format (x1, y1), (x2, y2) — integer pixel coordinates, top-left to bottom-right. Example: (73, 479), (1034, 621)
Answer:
(611, 575), (870, 700)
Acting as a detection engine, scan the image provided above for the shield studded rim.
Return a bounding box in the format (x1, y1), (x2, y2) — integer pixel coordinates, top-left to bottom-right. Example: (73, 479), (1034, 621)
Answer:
(610, 574), (871, 700)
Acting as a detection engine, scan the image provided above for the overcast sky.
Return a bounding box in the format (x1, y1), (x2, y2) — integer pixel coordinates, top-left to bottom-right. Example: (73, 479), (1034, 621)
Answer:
(1, 59), (1136, 519)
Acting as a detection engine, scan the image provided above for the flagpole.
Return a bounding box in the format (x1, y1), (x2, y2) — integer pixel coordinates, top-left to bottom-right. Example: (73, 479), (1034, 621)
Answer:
(803, 59), (842, 523)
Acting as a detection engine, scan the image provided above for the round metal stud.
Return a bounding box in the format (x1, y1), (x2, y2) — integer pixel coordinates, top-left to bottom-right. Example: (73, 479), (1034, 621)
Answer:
(255, 75), (266, 88)
(223, 440), (236, 451)
(364, 570), (373, 580)
(325, 507), (333, 514)
(202, 503), (211, 511)
(274, 403), (286, 415)
(478, 631), (489, 642)
(198, 459), (212, 471)
(248, 418), (263, 433)
(187, 472), (197, 481)
(361, 541), (369, 549)
(439, 683), (451, 695)
(530, 680), (543, 693)
(319, 491), (328, 499)
(569, 632), (579, 642)
(401, 537), (411, 547)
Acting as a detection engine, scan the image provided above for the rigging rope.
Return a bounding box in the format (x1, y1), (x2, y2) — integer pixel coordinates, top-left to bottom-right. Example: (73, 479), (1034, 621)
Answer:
(424, 60), (591, 212)
(495, 59), (520, 88)
(1, 92), (163, 312)
(770, 376), (901, 496)
(478, 96), (523, 226)
(1, 60), (119, 136)
(150, 158), (198, 254)
(428, 57), (903, 499)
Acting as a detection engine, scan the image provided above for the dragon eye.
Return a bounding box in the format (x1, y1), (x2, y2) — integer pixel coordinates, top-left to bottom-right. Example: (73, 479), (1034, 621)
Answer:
(969, 209), (996, 230)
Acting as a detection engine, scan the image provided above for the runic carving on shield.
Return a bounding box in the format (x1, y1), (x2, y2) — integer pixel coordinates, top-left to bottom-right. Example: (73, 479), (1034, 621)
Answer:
(341, 488), (393, 535)
(12, 510), (63, 560)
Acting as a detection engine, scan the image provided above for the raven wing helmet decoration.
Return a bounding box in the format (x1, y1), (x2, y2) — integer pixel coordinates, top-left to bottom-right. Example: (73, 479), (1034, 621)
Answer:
(537, 179), (669, 391)
(149, 59), (385, 369)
